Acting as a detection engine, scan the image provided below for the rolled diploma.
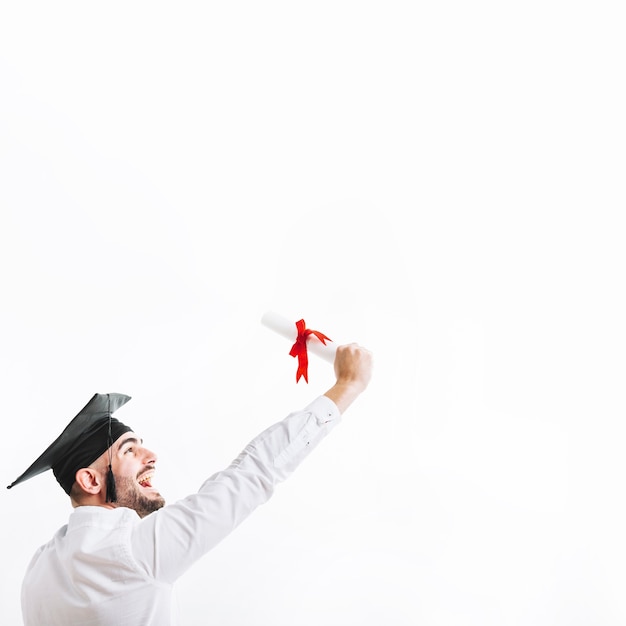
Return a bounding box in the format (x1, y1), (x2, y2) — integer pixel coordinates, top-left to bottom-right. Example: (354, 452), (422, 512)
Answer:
(261, 311), (337, 364)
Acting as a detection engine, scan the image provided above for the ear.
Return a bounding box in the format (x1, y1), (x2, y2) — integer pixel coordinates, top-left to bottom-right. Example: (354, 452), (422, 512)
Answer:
(74, 468), (104, 496)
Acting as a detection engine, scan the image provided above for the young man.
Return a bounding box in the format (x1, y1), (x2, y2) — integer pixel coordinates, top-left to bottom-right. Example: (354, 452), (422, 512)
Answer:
(8, 342), (372, 625)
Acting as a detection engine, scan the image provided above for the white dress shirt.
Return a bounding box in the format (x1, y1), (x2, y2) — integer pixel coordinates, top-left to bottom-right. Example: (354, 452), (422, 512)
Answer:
(21, 395), (340, 625)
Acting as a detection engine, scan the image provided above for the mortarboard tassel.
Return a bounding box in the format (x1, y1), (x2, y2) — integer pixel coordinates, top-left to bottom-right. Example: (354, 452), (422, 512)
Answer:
(105, 394), (117, 503)
(105, 463), (117, 503)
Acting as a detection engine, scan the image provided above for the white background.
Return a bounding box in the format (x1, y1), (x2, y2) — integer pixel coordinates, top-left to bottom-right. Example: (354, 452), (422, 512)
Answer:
(1, 2), (625, 624)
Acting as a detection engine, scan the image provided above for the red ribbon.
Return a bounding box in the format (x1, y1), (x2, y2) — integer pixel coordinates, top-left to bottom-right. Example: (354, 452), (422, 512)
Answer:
(289, 318), (332, 383)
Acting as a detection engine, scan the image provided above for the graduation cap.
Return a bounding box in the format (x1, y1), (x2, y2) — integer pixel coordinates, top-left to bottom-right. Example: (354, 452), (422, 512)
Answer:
(7, 393), (133, 502)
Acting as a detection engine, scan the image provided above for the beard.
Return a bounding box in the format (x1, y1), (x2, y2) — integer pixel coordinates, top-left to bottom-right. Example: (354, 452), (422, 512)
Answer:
(113, 475), (166, 518)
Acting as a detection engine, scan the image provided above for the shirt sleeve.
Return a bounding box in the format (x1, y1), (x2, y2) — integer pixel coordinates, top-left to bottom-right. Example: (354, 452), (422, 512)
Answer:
(130, 395), (341, 583)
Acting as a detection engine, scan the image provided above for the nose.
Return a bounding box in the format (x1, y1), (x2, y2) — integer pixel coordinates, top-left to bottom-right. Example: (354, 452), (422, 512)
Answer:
(142, 446), (158, 465)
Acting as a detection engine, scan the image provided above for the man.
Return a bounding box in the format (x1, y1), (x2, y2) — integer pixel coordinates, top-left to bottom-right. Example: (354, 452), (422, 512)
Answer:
(8, 342), (372, 625)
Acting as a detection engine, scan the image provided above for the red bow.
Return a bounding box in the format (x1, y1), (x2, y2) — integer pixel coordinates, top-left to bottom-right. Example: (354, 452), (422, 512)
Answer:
(289, 319), (332, 383)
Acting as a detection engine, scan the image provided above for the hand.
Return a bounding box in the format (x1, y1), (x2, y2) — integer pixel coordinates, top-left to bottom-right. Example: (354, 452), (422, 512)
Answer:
(334, 343), (373, 393)
(324, 343), (373, 413)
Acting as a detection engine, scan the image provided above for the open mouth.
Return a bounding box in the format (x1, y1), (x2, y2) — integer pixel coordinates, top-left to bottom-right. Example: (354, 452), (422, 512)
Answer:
(137, 473), (154, 489)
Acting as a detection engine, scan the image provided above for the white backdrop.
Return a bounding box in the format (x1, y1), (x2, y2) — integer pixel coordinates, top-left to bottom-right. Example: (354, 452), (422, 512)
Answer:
(1, 2), (625, 625)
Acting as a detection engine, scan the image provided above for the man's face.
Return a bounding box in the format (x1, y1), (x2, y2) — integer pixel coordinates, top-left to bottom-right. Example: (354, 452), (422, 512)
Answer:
(108, 431), (166, 518)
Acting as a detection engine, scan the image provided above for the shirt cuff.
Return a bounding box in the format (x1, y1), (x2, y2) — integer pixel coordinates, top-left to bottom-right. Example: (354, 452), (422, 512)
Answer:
(304, 395), (341, 425)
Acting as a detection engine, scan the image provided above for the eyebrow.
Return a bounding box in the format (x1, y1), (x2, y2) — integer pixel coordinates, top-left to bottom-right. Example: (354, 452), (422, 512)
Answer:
(117, 436), (143, 452)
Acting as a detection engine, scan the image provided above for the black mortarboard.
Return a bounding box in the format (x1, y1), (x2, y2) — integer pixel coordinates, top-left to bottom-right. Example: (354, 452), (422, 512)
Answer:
(7, 393), (133, 501)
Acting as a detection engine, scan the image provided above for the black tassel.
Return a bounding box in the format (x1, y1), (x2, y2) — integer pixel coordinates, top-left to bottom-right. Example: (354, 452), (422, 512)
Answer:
(105, 464), (117, 503)
(105, 394), (117, 503)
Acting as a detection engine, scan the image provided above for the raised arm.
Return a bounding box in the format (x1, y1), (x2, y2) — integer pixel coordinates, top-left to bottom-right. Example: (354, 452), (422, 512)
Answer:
(133, 343), (373, 583)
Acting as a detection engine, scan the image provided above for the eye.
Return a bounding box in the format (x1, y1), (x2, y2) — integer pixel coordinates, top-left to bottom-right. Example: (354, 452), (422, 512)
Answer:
(124, 447), (134, 454)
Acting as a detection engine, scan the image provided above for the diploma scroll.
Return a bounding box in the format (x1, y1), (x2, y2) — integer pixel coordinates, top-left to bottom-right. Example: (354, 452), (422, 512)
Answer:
(261, 311), (337, 364)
